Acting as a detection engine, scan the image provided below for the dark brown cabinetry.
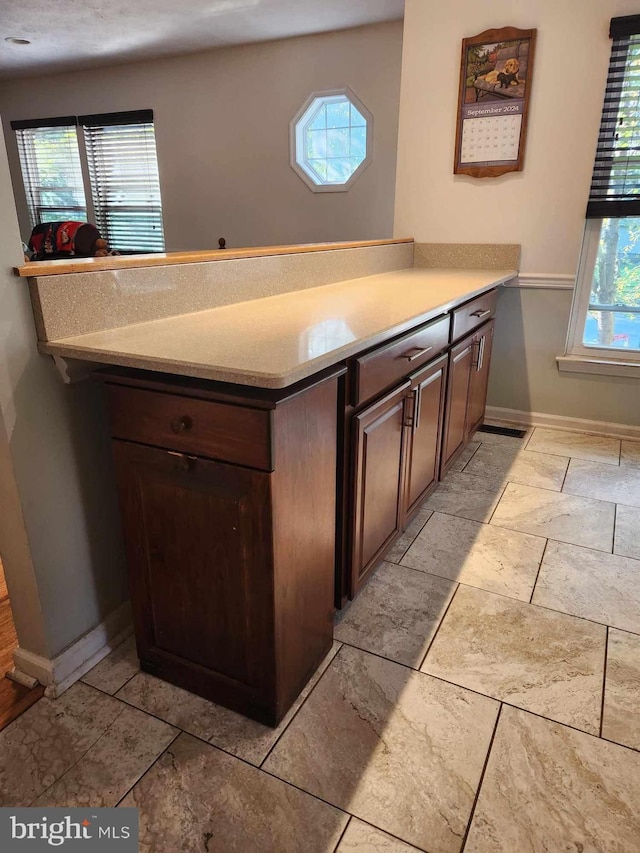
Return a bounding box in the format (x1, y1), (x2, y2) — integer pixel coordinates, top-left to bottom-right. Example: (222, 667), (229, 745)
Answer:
(101, 366), (344, 726)
(404, 354), (448, 517)
(113, 442), (273, 712)
(99, 286), (499, 723)
(451, 289), (497, 342)
(467, 320), (495, 437)
(346, 295), (497, 601)
(348, 353), (449, 596)
(441, 319), (495, 475)
(348, 322), (450, 604)
(350, 381), (410, 594)
(441, 336), (475, 473)
(352, 316), (450, 407)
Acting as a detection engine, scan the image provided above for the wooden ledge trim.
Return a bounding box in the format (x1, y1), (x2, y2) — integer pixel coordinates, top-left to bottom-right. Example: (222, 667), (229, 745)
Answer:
(16, 238), (414, 278)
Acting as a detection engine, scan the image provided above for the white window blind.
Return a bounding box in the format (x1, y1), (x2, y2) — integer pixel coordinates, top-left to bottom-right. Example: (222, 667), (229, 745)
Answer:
(80, 110), (165, 252)
(586, 15), (640, 218)
(11, 117), (87, 228)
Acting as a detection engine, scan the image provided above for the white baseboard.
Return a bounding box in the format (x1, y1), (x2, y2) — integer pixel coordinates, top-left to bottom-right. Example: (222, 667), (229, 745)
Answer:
(485, 406), (640, 441)
(12, 600), (133, 698)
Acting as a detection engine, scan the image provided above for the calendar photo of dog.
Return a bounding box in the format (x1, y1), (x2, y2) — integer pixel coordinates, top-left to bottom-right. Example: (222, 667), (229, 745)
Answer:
(464, 38), (530, 103)
(482, 57), (520, 87)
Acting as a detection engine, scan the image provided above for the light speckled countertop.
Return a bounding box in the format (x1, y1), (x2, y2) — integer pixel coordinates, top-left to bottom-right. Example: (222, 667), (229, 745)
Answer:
(39, 267), (515, 388)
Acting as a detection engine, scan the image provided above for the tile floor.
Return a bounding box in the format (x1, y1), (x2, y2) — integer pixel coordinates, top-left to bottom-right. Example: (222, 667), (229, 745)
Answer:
(1, 426), (640, 851)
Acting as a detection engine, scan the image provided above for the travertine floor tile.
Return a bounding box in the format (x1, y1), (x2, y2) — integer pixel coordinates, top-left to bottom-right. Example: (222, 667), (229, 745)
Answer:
(82, 635), (140, 695)
(116, 641), (340, 766)
(614, 503), (640, 559)
(449, 439), (480, 471)
(33, 704), (176, 807)
(532, 541), (640, 634)
(563, 458), (640, 508)
(401, 513), (545, 601)
(423, 471), (504, 522)
(334, 561), (455, 668)
(621, 440), (640, 468)
(0, 682), (122, 806)
(264, 645), (499, 853)
(602, 629), (640, 751)
(422, 586), (605, 733)
(120, 733), (347, 853)
(490, 482), (615, 552)
(464, 706), (640, 852)
(384, 506), (433, 564)
(337, 818), (422, 852)
(463, 445), (568, 491)
(525, 427), (620, 464)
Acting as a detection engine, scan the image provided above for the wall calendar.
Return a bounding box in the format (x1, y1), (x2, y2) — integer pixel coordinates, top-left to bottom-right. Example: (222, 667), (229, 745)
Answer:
(454, 26), (537, 178)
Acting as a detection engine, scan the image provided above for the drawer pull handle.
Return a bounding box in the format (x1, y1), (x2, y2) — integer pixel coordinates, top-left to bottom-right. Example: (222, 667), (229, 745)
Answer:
(402, 346), (433, 362)
(170, 415), (193, 434)
(470, 308), (491, 319)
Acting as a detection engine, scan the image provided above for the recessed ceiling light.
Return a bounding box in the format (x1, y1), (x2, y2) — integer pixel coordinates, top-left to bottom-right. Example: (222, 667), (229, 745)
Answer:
(5, 37), (31, 46)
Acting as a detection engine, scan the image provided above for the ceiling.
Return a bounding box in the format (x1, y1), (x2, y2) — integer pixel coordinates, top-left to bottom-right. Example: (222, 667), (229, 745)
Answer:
(0, 0), (404, 80)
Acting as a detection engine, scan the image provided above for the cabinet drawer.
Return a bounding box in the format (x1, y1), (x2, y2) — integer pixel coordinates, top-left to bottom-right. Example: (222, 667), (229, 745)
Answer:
(451, 289), (497, 343)
(105, 384), (272, 471)
(353, 315), (450, 407)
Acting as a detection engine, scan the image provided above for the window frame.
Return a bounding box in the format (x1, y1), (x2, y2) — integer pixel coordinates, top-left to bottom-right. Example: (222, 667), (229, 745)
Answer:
(563, 17), (640, 371)
(566, 218), (640, 366)
(12, 119), (88, 229)
(289, 88), (374, 193)
(12, 110), (165, 254)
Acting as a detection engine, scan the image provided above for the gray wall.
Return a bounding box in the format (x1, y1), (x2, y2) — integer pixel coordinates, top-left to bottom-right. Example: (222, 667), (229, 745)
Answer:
(0, 119), (127, 659)
(489, 287), (640, 426)
(0, 21), (403, 252)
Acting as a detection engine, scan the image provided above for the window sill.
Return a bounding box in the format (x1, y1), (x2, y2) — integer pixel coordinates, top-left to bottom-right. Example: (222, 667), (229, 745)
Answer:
(556, 355), (640, 378)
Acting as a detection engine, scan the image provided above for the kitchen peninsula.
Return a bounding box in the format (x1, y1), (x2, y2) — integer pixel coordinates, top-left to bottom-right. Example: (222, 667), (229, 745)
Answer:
(19, 239), (516, 725)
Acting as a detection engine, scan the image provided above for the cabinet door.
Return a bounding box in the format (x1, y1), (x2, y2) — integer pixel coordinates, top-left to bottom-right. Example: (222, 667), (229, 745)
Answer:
(112, 440), (274, 717)
(466, 320), (495, 438)
(404, 355), (448, 518)
(350, 381), (410, 596)
(441, 334), (474, 474)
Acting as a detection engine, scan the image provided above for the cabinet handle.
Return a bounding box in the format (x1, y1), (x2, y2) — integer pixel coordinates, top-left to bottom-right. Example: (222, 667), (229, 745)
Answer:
(402, 346), (433, 362)
(477, 336), (486, 372)
(472, 339), (481, 369)
(470, 308), (491, 319)
(170, 415), (193, 433)
(413, 387), (422, 431)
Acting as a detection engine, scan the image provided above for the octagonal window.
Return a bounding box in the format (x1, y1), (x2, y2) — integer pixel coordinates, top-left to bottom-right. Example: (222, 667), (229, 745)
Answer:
(290, 89), (373, 192)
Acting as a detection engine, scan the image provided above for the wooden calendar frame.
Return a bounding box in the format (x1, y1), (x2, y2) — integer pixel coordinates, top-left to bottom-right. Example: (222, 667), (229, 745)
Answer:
(454, 26), (536, 178)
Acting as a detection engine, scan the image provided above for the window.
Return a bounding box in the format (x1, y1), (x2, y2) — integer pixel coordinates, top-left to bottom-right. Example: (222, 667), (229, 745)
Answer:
(81, 111), (165, 253)
(13, 117), (87, 227)
(564, 15), (640, 371)
(11, 110), (165, 253)
(290, 89), (373, 192)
